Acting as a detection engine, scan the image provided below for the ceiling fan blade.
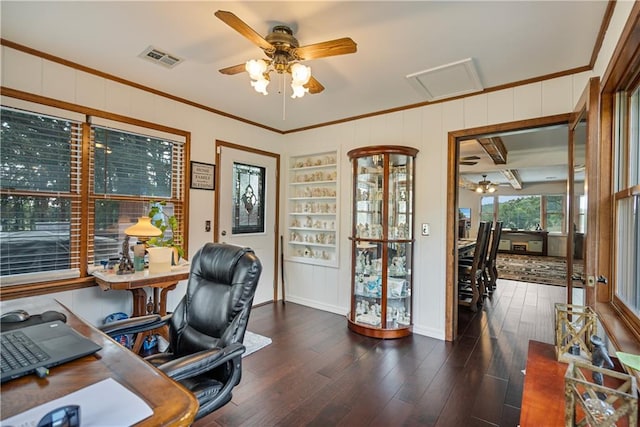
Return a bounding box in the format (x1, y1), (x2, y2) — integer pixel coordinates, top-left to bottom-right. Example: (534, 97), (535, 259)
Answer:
(461, 155), (481, 160)
(305, 76), (325, 94)
(460, 161), (478, 166)
(219, 63), (247, 75)
(215, 10), (273, 51)
(294, 38), (357, 60)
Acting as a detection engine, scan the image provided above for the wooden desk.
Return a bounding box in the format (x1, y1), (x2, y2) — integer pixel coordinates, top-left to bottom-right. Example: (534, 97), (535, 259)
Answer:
(0, 301), (198, 426)
(520, 340), (567, 426)
(93, 267), (189, 352)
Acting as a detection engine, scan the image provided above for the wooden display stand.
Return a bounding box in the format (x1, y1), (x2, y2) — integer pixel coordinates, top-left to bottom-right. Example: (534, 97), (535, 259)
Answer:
(565, 361), (637, 426)
(555, 303), (597, 362)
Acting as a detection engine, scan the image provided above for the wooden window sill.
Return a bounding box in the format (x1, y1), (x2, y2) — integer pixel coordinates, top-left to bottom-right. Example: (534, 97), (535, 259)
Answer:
(596, 302), (640, 383)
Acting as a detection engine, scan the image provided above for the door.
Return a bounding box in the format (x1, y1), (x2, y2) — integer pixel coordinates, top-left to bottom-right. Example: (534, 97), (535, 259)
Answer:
(567, 77), (600, 307)
(215, 141), (279, 305)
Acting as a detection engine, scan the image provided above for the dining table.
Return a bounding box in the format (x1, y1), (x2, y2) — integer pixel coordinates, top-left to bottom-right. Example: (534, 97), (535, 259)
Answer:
(457, 238), (476, 258)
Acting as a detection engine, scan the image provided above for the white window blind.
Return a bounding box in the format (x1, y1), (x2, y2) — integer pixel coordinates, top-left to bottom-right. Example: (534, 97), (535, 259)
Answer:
(1, 106), (83, 285)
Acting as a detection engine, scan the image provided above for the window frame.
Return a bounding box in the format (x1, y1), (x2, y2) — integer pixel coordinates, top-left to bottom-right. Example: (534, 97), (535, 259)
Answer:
(596, 3), (640, 356)
(479, 193), (566, 233)
(0, 91), (190, 300)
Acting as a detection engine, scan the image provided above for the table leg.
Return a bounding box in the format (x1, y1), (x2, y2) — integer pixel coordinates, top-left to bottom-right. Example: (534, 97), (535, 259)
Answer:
(129, 288), (147, 317)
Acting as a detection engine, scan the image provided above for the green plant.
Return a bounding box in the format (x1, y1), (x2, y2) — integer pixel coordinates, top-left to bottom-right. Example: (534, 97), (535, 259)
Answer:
(147, 201), (184, 259)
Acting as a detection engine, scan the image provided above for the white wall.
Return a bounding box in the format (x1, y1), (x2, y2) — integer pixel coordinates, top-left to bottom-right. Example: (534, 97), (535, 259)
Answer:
(0, 2), (633, 338)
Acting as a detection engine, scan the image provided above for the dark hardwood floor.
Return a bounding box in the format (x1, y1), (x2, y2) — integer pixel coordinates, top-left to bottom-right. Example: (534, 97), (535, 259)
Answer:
(196, 279), (566, 426)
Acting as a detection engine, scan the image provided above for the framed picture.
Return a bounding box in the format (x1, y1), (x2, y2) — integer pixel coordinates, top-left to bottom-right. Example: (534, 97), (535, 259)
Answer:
(190, 161), (215, 190)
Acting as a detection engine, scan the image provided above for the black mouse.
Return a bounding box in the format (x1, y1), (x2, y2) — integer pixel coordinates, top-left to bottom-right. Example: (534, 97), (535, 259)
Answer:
(1, 309), (30, 323)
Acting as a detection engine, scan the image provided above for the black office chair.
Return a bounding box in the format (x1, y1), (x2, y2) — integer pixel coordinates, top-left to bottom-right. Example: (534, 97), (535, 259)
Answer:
(100, 243), (262, 420)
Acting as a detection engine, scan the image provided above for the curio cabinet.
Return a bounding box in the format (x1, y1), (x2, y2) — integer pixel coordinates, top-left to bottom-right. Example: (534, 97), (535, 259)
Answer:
(347, 146), (418, 338)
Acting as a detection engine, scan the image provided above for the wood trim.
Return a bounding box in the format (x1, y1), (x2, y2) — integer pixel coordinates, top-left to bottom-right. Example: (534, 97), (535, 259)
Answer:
(346, 145), (419, 158)
(446, 114), (572, 342)
(589, 1), (618, 69)
(0, 38), (592, 136)
(0, 278), (96, 300)
(0, 39), (283, 134)
(214, 140), (281, 302)
(1, 88), (190, 138)
(284, 67), (591, 134)
(595, 1), (640, 344)
(0, 90), (191, 301)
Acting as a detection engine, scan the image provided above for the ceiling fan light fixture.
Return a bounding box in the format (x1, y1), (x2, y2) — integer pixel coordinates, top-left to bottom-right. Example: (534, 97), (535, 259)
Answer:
(250, 76), (270, 95)
(291, 82), (309, 99)
(290, 63), (311, 85)
(245, 59), (268, 80)
(475, 174), (496, 193)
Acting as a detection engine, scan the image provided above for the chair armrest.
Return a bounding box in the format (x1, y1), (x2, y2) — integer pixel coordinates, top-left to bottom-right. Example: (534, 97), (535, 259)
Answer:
(158, 342), (245, 381)
(98, 314), (170, 336)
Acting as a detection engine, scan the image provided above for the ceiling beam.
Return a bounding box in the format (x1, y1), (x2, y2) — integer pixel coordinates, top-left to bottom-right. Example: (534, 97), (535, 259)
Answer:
(501, 169), (523, 189)
(477, 137), (507, 164)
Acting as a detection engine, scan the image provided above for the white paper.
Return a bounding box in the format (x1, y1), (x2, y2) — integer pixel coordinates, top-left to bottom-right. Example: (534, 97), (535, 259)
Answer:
(2, 377), (153, 426)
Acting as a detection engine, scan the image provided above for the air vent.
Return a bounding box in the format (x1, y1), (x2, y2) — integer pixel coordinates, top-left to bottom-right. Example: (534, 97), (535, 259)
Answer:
(139, 46), (183, 69)
(406, 58), (483, 101)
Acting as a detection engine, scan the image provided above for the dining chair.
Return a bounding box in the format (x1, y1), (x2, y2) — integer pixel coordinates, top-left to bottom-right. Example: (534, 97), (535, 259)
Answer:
(458, 221), (490, 311)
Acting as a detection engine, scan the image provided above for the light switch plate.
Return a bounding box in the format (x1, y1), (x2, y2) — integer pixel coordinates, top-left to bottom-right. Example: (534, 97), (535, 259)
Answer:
(421, 223), (430, 236)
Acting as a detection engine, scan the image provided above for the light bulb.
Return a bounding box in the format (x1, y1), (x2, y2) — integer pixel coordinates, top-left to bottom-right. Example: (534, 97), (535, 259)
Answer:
(290, 82), (309, 98)
(290, 63), (311, 85)
(251, 77), (269, 95)
(245, 59), (268, 80)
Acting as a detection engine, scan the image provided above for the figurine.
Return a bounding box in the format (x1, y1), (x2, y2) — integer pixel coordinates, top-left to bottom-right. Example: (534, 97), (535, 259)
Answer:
(590, 335), (614, 386)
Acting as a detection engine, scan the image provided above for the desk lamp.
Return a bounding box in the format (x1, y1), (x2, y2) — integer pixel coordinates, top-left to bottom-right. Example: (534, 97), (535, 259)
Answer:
(122, 216), (162, 273)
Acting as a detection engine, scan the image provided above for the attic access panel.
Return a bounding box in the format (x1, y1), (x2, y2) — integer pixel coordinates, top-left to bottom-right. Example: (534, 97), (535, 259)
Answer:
(407, 58), (483, 101)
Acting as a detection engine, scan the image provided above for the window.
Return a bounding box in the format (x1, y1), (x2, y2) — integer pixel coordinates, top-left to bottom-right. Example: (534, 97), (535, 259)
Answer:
(480, 194), (563, 231)
(89, 124), (185, 265)
(0, 107), (82, 284)
(0, 103), (188, 290)
(544, 195), (565, 233)
(613, 81), (640, 318)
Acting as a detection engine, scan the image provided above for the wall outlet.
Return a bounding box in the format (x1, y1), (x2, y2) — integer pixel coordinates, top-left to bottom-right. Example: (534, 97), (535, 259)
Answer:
(421, 223), (430, 236)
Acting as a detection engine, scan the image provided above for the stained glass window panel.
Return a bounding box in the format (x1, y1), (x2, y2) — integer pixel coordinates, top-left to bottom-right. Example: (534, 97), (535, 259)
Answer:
(232, 162), (265, 234)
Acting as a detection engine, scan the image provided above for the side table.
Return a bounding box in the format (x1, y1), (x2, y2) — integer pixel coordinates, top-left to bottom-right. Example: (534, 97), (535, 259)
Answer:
(92, 265), (189, 353)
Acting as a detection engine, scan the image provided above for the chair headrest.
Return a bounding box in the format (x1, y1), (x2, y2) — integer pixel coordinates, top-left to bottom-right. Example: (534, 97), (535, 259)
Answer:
(192, 243), (256, 285)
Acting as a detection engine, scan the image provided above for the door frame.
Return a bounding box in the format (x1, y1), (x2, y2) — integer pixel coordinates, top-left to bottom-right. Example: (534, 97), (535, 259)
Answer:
(446, 114), (572, 342)
(214, 140), (281, 302)
(568, 77), (601, 307)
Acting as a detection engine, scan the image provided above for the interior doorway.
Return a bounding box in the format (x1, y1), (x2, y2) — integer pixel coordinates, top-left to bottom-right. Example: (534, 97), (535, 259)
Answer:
(446, 114), (573, 341)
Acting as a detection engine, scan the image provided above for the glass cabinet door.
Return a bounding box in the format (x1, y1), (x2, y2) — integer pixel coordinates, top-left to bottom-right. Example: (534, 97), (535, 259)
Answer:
(355, 155), (384, 239)
(348, 146), (418, 339)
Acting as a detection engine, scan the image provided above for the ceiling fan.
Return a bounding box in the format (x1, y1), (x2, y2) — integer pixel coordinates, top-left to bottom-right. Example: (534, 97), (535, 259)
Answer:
(475, 174), (496, 193)
(460, 155), (481, 166)
(215, 10), (357, 97)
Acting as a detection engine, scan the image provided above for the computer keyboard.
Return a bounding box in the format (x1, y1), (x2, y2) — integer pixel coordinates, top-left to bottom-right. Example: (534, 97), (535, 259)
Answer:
(1, 330), (50, 373)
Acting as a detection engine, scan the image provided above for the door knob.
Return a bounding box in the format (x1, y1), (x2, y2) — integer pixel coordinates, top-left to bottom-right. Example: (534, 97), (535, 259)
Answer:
(221, 230), (227, 236)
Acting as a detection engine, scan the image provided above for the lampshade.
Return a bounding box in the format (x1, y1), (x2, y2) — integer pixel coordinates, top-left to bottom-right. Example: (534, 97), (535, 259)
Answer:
(245, 59), (268, 81)
(251, 77), (270, 95)
(124, 216), (162, 238)
(291, 82), (309, 99)
(290, 63), (311, 85)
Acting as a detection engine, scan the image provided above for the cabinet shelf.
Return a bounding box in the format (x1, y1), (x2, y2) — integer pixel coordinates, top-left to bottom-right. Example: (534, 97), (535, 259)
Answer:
(287, 150), (339, 268)
(347, 145), (418, 339)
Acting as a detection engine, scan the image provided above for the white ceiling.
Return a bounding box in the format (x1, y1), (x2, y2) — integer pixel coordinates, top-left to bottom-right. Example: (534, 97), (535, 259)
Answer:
(1, 1), (610, 133)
